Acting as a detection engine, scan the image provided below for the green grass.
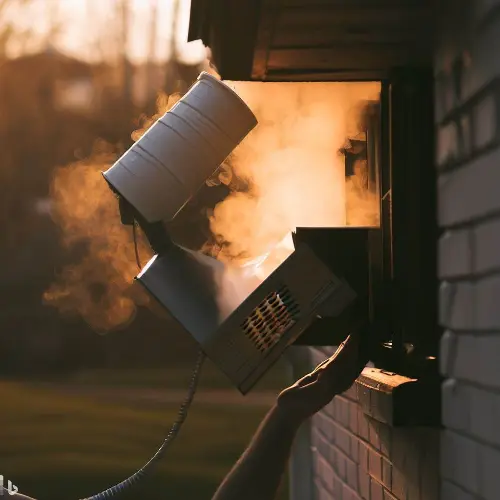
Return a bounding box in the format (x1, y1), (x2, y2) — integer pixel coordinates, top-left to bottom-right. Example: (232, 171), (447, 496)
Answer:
(0, 364), (291, 500)
(60, 358), (291, 392)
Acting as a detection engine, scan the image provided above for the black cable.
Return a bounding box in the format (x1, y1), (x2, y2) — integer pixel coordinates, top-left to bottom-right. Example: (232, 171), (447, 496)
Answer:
(132, 221), (142, 270)
(80, 349), (206, 500)
(78, 218), (206, 499)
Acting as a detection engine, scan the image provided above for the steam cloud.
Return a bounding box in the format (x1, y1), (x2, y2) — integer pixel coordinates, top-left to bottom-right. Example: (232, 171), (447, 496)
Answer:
(206, 81), (381, 282)
(45, 79), (381, 331)
(44, 93), (180, 332)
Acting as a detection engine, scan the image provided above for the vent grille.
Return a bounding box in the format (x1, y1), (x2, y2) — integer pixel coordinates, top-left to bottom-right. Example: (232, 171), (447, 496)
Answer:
(241, 285), (300, 353)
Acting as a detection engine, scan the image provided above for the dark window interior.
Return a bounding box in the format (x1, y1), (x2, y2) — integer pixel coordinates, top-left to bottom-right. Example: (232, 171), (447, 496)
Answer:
(295, 69), (438, 380)
(164, 72), (438, 380)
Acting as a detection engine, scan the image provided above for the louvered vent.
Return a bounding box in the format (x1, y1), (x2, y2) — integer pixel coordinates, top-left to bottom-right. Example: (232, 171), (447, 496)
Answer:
(241, 285), (300, 353)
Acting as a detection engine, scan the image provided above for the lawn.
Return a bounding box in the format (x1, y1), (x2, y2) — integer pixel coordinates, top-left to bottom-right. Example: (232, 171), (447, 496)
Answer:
(62, 357), (291, 392)
(0, 362), (291, 500)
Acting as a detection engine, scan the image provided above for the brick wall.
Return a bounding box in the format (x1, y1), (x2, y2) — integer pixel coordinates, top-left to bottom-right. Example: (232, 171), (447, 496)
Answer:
(290, 347), (440, 500)
(437, 1), (500, 500)
(291, 2), (500, 498)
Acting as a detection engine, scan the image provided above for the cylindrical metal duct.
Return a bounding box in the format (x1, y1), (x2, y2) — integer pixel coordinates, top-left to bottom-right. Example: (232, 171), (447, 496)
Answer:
(103, 72), (258, 223)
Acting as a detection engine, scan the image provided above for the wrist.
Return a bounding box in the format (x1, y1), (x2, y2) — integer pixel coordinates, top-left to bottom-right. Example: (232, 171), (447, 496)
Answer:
(270, 403), (304, 433)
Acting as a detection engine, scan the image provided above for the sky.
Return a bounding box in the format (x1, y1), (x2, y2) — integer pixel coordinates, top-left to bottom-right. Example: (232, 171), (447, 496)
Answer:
(3, 0), (207, 64)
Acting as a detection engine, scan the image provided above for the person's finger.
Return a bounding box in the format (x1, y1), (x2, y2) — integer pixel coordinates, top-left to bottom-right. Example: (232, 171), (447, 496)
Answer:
(309, 331), (357, 374)
(313, 333), (368, 391)
(321, 333), (361, 370)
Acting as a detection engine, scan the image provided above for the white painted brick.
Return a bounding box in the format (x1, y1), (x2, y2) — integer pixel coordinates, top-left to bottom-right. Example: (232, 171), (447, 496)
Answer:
(350, 436), (359, 463)
(442, 378), (472, 431)
(358, 467), (370, 500)
(383, 491), (398, 500)
(357, 384), (371, 415)
(461, 113), (474, 157)
(343, 483), (362, 500)
(348, 401), (358, 434)
(422, 440), (440, 500)
(312, 428), (330, 463)
(302, 357), (439, 500)
(369, 420), (381, 451)
(314, 478), (333, 500)
(438, 147), (500, 227)
(470, 386), (500, 447)
(441, 430), (479, 492)
(440, 330), (458, 376)
(337, 451), (347, 481)
(391, 465), (407, 499)
(358, 410), (369, 442)
(476, 274), (500, 329)
(346, 457), (358, 490)
(370, 478), (384, 500)
(321, 413), (337, 443)
(453, 333), (500, 388)
(381, 458), (392, 490)
(452, 334), (478, 381)
(330, 445), (338, 473)
(475, 217), (500, 273)
(322, 399), (335, 421)
(479, 443), (500, 500)
(333, 475), (344, 499)
(392, 431), (420, 484)
(442, 480), (476, 500)
(439, 282), (455, 326)
(336, 396), (350, 428)
(359, 441), (369, 471)
(329, 440), (337, 466)
(407, 474), (420, 500)
(439, 229), (472, 278)
(378, 424), (391, 458)
(475, 0), (500, 24)
(344, 383), (358, 402)
(439, 281), (476, 329)
(437, 122), (460, 166)
(434, 75), (448, 122)
(315, 454), (336, 495)
(473, 93), (497, 150)
(336, 423), (352, 455)
(434, 52), (460, 106)
(368, 448), (383, 484)
(462, 14), (500, 99)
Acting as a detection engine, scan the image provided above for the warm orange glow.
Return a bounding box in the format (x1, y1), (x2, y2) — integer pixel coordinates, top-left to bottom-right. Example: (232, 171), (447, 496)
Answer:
(207, 81), (380, 278)
(3, 0), (206, 64)
(45, 79), (381, 330)
(43, 92), (180, 331)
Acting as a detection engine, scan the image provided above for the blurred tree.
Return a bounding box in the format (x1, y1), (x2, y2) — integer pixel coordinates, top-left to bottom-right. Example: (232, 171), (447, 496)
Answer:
(164, 0), (201, 95)
(119, 0), (133, 107)
(0, 0), (34, 59)
(43, 0), (62, 50)
(147, 0), (159, 104)
(0, 0), (64, 59)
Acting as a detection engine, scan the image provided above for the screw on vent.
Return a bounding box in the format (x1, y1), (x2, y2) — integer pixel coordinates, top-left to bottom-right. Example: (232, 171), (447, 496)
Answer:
(241, 285), (300, 353)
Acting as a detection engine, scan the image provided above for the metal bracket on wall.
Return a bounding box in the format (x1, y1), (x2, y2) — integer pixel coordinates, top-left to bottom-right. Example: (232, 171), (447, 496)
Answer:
(355, 366), (441, 427)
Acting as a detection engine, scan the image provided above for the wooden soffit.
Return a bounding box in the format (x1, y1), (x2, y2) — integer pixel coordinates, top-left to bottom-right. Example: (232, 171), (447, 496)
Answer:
(188, 0), (435, 81)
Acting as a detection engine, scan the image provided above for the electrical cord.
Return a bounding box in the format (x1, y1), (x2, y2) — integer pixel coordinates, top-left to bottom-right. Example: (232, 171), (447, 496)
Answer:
(78, 222), (207, 500)
(132, 221), (142, 269)
(81, 349), (205, 500)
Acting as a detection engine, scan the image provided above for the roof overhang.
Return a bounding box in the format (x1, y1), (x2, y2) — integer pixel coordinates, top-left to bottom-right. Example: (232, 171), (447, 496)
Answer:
(188, 0), (435, 81)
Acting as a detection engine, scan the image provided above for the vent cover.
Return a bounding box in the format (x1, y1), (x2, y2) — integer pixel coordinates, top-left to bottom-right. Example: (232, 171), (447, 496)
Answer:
(136, 241), (358, 394)
(241, 285), (300, 353)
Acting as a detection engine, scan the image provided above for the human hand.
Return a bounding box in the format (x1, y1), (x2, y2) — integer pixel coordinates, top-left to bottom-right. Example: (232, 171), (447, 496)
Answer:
(276, 328), (370, 428)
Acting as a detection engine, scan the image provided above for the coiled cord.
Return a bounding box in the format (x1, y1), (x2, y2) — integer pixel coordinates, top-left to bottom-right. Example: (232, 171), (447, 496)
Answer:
(80, 348), (206, 500)
(79, 221), (206, 499)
